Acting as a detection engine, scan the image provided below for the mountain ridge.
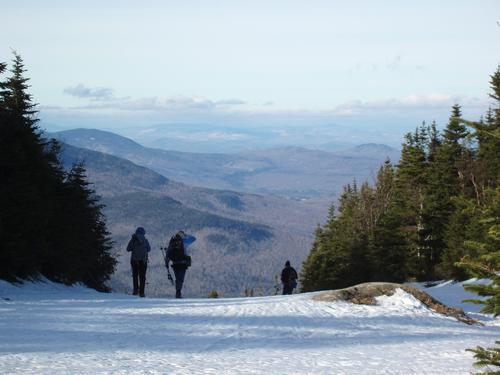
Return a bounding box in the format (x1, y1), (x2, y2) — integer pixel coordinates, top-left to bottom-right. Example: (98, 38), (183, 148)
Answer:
(51, 128), (400, 199)
(58, 142), (325, 297)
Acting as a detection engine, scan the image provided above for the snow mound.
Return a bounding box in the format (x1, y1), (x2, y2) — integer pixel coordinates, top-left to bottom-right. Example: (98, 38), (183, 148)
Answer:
(376, 287), (430, 312)
(312, 282), (477, 324)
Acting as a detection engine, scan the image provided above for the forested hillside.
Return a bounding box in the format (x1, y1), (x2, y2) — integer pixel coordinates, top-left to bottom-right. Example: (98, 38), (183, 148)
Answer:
(59, 143), (324, 297)
(301, 68), (500, 292)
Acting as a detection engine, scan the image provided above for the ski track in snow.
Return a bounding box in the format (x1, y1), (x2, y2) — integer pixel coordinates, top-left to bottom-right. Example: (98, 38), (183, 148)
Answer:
(0, 281), (498, 374)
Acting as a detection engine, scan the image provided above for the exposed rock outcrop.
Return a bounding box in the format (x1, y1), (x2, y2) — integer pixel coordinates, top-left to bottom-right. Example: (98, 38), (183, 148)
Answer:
(312, 282), (478, 325)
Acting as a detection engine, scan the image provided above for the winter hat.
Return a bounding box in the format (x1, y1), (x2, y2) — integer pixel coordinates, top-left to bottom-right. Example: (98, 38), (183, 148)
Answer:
(136, 227), (146, 235)
(285, 260), (291, 267)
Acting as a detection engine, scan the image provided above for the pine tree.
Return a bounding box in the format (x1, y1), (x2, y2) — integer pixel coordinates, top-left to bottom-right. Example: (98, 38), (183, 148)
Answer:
(368, 160), (408, 282)
(476, 67), (500, 187)
(457, 187), (500, 374)
(300, 185), (370, 291)
(0, 53), (58, 279)
(65, 162), (116, 290)
(393, 126), (430, 279)
(301, 66), (500, 294)
(439, 194), (484, 279)
(300, 225), (325, 292)
(0, 53), (116, 290)
(2, 52), (38, 128)
(466, 342), (500, 374)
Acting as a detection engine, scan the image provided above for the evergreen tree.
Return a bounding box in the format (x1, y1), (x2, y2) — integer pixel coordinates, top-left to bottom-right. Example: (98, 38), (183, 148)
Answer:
(2, 52), (38, 127)
(301, 163), (408, 291)
(58, 163), (116, 290)
(368, 160), (408, 282)
(0, 53), (59, 279)
(300, 185), (370, 291)
(0, 53), (116, 289)
(473, 67), (500, 188)
(393, 126), (430, 279)
(300, 225), (326, 292)
(439, 194), (484, 279)
(440, 67), (500, 280)
(457, 187), (500, 374)
(301, 66), (500, 294)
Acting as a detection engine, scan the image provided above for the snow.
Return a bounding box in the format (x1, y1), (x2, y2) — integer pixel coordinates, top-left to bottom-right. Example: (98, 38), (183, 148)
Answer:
(412, 279), (494, 317)
(0, 279), (498, 374)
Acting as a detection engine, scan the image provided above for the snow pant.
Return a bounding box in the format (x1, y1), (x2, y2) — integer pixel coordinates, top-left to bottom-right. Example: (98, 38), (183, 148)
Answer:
(282, 284), (294, 295)
(172, 266), (187, 297)
(131, 260), (147, 296)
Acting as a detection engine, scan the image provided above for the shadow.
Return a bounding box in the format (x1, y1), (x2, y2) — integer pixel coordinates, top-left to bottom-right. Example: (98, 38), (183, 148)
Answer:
(1, 298), (498, 355)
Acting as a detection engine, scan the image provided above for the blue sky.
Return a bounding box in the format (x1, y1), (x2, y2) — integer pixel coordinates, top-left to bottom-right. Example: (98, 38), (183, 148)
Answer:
(2, 1), (500, 148)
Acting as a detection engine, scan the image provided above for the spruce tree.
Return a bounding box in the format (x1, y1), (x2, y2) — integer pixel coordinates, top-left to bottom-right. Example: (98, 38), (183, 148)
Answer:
(64, 162), (116, 290)
(477, 67), (500, 187)
(368, 160), (408, 282)
(0, 53), (58, 279)
(457, 188), (500, 374)
(0, 53), (116, 289)
(394, 127), (430, 279)
(300, 185), (370, 291)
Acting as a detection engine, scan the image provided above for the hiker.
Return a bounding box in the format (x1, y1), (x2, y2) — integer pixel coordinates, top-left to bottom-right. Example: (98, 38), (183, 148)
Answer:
(165, 230), (196, 298)
(126, 227), (151, 297)
(281, 260), (298, 295)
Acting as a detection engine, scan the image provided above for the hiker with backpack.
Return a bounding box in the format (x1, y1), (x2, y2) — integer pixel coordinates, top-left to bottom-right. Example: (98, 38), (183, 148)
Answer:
(165, 230), (196, 298)
(281, 260), (298, 295)
(126, 227), (151, 297)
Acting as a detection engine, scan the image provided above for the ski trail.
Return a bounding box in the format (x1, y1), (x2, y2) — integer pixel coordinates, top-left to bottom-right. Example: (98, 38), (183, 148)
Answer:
(0, 282), (499, 374)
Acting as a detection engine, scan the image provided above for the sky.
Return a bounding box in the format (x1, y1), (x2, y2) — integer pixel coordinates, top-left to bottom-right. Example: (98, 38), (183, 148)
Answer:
(2, 1), (500, 148)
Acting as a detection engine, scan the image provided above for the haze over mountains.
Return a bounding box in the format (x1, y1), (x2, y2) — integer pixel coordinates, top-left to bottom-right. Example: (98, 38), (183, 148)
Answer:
(52, 128), (400, 199)
(58, 143), (325, 297)
(50, 128), (400, 297)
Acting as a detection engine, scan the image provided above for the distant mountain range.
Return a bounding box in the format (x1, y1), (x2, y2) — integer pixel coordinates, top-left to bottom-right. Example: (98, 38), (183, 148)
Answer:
(58, 143), (325, 297)
(51, 128), (401, 297)
(52, 128), (400, 199)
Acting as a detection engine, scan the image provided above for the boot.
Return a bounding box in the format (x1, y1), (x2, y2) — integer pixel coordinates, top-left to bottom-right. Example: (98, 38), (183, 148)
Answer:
(175, 290), (182, 299)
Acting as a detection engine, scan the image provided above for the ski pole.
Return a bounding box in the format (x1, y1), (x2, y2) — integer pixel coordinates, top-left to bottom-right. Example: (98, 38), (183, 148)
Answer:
(161, 246), (174, 286)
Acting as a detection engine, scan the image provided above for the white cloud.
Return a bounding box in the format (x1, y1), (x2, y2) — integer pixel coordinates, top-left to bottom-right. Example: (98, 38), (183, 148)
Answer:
(63, 84), (114, 101)
(53, 84), (492, 123)
(332, 93), (490, 116)
(72, 94), (246, 113)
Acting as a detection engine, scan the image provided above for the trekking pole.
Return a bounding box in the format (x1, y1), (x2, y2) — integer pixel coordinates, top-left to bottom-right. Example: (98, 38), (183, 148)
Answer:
(161, 246), (174, 286)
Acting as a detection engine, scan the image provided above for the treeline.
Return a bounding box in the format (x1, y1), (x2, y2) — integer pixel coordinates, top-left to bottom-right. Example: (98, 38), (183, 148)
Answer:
(0, 53), (116, 290)
(301, 68), (500, 291)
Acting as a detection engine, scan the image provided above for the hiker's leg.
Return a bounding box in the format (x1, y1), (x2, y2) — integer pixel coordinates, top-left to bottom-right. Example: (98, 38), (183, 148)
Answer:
(139, 261), (147, 297)
(131, 260), (139, 295)
(283, 284), (292, 295)
(173, 268), (186, 297)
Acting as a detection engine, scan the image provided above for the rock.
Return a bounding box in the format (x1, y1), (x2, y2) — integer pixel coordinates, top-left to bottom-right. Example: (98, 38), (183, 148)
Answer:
(312, 282), (478, 325)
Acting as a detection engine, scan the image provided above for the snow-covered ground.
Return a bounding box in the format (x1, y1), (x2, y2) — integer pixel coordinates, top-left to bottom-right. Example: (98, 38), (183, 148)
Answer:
(0, 280), (498, 374)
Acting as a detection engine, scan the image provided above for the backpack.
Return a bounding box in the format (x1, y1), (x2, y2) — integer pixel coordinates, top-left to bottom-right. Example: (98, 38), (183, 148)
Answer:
(168, 235), (185, 263)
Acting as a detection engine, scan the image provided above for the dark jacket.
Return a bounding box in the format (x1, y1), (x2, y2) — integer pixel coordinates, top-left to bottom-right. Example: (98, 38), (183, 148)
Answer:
(166, 233), (196, 269)
(281, 266), (298, 286)
(127, 233), (151, 262)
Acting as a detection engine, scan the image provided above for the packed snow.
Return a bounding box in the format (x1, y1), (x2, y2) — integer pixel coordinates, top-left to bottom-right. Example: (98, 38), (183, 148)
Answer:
(0, 279), (498, 374)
